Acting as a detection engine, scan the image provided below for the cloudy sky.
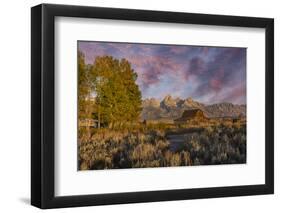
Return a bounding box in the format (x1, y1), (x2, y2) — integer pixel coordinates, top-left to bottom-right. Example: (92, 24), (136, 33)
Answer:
(78, 41), (246, 105)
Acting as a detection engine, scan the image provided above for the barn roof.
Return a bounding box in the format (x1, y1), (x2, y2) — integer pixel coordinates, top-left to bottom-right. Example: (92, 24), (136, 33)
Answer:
(174, 109), (205, 121)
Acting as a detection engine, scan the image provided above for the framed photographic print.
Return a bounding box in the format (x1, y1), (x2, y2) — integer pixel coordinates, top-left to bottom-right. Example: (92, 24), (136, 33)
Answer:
(31, 3), (274, 209)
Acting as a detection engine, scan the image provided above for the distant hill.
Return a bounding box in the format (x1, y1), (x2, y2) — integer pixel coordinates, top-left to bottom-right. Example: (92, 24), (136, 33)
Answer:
(141, 96), (246, 120)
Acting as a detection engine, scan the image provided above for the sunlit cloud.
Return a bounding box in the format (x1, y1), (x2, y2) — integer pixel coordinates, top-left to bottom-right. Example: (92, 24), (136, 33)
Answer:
(78, 41), (246, 104)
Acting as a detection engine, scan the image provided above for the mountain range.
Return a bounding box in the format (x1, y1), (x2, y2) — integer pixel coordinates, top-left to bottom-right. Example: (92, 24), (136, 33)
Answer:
(141, 95), (246, 120)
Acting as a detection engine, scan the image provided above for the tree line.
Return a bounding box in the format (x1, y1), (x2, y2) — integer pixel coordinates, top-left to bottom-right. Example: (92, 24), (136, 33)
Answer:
(78, 51), (142, 129)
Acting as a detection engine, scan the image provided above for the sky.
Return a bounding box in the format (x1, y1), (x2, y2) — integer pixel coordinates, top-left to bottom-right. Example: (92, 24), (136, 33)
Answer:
(78, 41), (246, 105)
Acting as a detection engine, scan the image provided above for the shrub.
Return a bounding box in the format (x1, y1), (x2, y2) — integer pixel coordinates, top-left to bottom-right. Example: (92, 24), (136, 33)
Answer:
(78, 124), (246, 170)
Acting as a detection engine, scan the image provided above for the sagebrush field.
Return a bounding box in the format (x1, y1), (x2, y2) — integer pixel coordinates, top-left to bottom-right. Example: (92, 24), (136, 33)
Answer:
(79, 123), (246, 170)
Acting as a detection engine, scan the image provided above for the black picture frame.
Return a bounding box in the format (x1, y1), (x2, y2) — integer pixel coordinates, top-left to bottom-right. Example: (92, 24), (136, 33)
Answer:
(31, 3), (274, 209)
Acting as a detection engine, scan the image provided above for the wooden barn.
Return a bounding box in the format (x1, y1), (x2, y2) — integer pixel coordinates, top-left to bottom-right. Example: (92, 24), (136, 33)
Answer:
(174, 109), (207, 124)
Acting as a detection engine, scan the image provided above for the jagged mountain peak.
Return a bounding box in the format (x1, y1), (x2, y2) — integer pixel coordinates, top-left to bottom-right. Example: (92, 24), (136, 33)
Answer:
(163, 94), (172, 100)
(179, 97), (205, 109)
(141, 95), (246, 120)
(186, 97), (194, 102)
(160, 95), (178, 109)
(142, 98), (160, 108)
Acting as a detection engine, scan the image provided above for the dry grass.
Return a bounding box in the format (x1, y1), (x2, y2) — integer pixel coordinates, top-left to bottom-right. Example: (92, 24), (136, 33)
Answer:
(78, 121), (246, 170)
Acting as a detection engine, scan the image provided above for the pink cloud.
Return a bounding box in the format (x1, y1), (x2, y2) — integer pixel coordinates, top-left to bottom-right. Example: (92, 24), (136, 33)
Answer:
(128, 55), (183, 89)
(209, 78), (222, 92)
(169, 46), (189, 54)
